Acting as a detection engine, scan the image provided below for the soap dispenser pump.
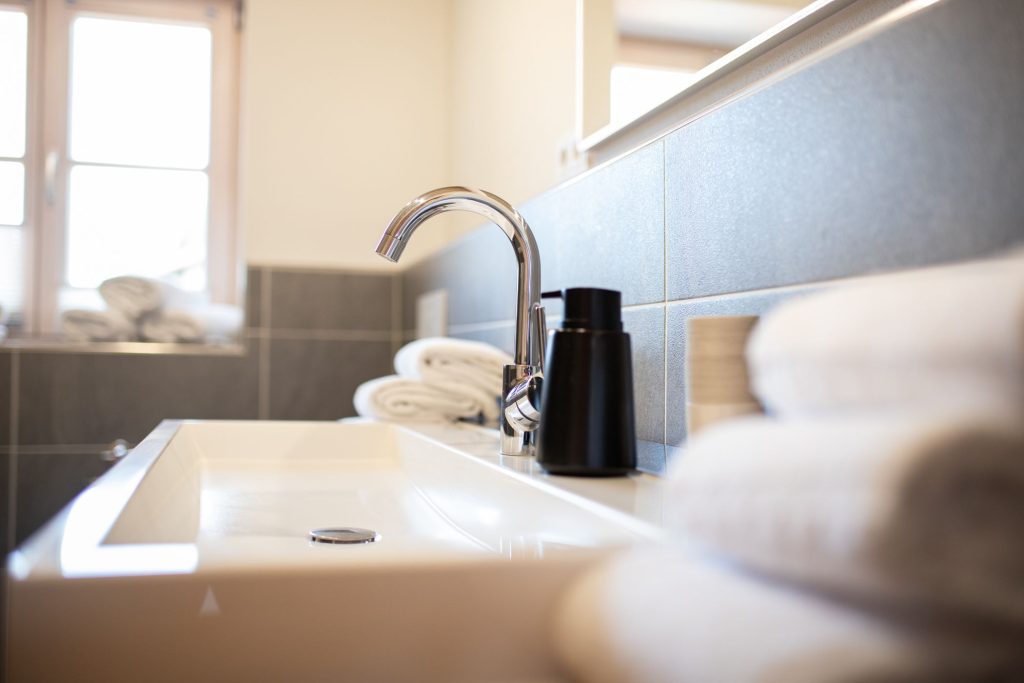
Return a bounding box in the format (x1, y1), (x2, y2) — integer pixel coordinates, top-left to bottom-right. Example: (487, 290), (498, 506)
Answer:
(537, 287), (637, 476)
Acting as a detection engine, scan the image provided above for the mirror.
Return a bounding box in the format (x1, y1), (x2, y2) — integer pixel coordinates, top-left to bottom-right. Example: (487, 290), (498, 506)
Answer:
(577, 0), (829, 145)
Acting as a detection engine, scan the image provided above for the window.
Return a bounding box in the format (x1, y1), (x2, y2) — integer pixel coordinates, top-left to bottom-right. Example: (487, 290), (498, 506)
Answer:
(1, 0), (240, 334)
(0, 6), (29, 325)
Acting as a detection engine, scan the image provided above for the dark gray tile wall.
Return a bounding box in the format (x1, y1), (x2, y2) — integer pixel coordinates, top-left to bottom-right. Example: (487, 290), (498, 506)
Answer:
(400, 0), (1024, 474)
(0, 352), (10, 448)
(15, 450), (112, 545)
(245, 266), (262, 328)
(269, 339), (392, 420)
(1, 449), (6, 683)
(268, 269), (394, 332)
(1, 451), (9, 550)
(17, 344), (260, 445)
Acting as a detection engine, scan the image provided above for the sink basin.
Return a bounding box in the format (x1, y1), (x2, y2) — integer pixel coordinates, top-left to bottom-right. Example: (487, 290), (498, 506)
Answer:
(8, 419), (662, 682)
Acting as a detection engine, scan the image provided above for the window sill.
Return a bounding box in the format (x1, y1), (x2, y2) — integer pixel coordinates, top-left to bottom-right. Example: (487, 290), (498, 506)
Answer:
(0, 337), (248, 357)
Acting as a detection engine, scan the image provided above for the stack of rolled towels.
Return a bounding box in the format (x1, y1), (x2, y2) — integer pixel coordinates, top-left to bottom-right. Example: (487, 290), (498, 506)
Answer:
(554, 250), (1024, 683)
(353, 337), (512, 426)
(61, 275), (243, 343)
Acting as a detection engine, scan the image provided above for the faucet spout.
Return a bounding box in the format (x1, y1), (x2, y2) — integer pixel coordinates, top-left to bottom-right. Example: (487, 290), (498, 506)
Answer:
(376, 186), (542, 368)
(377, 186), (545, 456)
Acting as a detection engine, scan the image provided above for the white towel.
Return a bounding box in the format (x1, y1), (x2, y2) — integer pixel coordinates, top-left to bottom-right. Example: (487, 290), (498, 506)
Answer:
(554, 548), (1023, 683)
(139, 304), (243, 343)
(353, 375), (487, 424)
(99, 276), (205, 320)
(393, 337), (512, 424)
(667, 415), (1024, 623)
(747, 252), (1024, 419)
(60, 308), (137, 342)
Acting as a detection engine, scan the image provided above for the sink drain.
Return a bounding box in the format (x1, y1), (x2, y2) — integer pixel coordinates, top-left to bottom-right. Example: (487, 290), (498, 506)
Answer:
(309, 527), (380, 544)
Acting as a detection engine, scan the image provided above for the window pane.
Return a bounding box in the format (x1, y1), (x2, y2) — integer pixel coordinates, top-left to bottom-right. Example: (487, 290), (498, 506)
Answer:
(66, 165), (208, 290)
(0, 226), (24, 325)
(69, 16), (212, 169)
(0, 9), (28, 158)
(0, 161), (25, 225)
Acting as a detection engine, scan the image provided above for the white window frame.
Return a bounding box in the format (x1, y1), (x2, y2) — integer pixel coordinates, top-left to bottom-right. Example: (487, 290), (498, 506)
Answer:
(17, 0), (240, 335)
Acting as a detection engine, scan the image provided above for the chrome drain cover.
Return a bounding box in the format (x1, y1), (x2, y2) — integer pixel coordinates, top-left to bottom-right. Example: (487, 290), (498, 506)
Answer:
(309, 527), (379, 544)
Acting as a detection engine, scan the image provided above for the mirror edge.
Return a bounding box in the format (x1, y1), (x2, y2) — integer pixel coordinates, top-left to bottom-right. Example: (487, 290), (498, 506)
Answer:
(576, 0), (860, 154)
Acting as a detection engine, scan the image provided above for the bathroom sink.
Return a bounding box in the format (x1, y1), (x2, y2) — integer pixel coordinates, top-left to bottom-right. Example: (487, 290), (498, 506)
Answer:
(8, 419), (661, 682)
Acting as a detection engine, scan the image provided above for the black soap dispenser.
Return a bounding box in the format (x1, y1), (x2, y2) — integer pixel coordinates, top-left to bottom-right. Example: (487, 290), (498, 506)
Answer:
(537, 288), (637, 476)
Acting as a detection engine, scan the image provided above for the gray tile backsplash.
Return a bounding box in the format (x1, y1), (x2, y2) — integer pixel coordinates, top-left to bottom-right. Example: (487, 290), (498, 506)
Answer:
(1, 351), (10, 448)
(1, 451), (9, 552)
(245, 266), (263, 328)
(522, 141), (666, 306)
(449, 325), (517, 356)
(268, 339), (392, 420)
(664, 0), (1024, 301)
(402, 226), (520, 331)
(15, 451), (112, 545)
(269, 269), (394, 332)
(623, 307), (665, 446)
(17, 343), (261, 445)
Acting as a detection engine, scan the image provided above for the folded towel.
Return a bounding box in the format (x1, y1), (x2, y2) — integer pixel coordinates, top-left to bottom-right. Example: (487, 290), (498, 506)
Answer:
(667, 415), (1024, 623)
(99, 276), (205, 320)
(554, 548), (1024, 683)
(60, 308), (137, 342)
(139, 304), (243, 343)
(353, 375), (487, 424)
(747, 253), (1024, 419)
(394, 337), (512, 424)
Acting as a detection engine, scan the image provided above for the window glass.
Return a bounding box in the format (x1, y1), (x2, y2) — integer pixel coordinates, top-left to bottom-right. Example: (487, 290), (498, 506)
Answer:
(0, 9), (28, 159)
(0, 226), (24, 324)
(69, 16), (212, 169)
(66, 165), (209, 290)
(0, 161), (24, 225)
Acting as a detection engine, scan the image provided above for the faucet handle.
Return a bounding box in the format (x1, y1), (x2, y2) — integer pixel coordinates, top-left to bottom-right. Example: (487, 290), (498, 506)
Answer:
(504, 374), (543, 433)
(532, 303), (547, 370)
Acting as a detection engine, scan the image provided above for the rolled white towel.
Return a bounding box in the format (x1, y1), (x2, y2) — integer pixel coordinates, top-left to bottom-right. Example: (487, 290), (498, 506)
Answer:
(747, 252), (1024, 419)
(61, 308), (137, 342)
(139, 304), (243, 343)
(353, 375), (487, 424)
(667, 414), (1024, 623)
(394, 337), (512, 424)
(99, 276), (205, 320)
(554, 548), (1023, 683)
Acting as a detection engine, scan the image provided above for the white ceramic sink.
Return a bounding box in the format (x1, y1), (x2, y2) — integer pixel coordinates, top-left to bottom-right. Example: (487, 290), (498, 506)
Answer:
(8, 419), (662, 682)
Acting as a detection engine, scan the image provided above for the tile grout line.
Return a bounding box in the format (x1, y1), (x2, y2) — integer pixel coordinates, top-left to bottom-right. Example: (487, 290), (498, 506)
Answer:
(258, 268), (272, 420)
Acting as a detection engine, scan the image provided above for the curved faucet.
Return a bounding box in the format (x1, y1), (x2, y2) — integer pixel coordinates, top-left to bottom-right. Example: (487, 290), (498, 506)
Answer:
(376, 186), (545, 456)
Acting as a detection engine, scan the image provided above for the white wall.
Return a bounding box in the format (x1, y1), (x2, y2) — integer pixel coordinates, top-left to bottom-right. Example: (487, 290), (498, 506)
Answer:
(240, 0), (577, 270)
(448, 0), (576, 220)
(240, 0), (453, 270)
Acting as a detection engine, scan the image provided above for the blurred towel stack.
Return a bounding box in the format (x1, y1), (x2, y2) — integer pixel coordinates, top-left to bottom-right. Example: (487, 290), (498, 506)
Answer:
(555, 250), (1024, 683)
(354, 337), (511, 426)
(60, 275), (243, 343)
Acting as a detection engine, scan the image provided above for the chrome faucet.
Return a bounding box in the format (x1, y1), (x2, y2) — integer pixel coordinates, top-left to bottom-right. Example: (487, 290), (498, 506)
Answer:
(375, 187), (545, 456)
